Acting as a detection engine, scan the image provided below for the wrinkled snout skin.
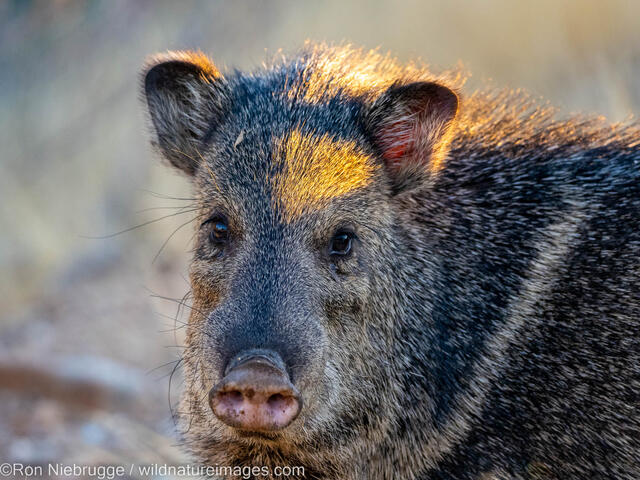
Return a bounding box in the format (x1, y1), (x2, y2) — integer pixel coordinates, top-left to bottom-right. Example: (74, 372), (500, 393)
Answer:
(209, 349), (302, 431)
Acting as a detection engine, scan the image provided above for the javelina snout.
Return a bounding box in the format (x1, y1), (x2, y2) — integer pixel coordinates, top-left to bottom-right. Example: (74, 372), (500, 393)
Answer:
(209, 349), (302, 431)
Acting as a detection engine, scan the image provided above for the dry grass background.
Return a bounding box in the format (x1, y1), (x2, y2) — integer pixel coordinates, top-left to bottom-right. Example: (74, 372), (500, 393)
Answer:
(0, 0), (638, 475)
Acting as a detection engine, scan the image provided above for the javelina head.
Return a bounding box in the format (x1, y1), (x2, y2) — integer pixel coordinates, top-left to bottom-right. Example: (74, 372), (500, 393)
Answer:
(142, 48), (457, 469)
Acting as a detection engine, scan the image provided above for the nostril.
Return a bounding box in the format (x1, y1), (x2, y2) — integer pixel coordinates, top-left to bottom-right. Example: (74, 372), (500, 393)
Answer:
(218, 390), (243, 405)
(267, 392), (300, 419)
(267, 393), (287, 409)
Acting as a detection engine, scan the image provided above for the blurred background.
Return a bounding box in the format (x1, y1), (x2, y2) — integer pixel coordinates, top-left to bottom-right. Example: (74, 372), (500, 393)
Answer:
(1, 0), (639, 476)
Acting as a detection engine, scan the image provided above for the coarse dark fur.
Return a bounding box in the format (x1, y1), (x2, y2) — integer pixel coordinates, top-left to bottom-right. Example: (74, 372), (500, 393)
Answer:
(141, 43), (640, 479)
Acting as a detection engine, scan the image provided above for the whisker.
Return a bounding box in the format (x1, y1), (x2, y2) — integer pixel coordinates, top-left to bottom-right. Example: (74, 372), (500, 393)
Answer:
(147, 295), (203, 316)
(155, 312), (189, 328)
(158, 325), (187, 334)
(138, 188), (197, 202)
(179, 273), (191, 288)
(172, 290), (193, 345)
(81, 208), (200, 239)
(152, 214), (204, 264)
(168, 357), (185, 427)
(134, 204), (197, 214)
(146, 358), (183, 376)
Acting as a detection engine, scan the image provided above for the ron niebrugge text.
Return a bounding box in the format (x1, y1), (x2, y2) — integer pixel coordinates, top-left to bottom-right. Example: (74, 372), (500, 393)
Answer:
(2, 462), (305, 479)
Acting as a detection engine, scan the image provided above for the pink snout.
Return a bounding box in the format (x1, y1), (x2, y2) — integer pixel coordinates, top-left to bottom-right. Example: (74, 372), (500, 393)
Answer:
(209, 353), (302, 432)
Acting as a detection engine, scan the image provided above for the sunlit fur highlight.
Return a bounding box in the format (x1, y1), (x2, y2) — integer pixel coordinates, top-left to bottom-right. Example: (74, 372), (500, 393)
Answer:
(271, 128), (378, 222)
(283, 42), (465, 104)
(151, 49), (223, 81)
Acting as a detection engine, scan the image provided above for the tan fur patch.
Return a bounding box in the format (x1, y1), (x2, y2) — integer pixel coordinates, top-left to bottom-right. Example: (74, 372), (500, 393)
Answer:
(271, 128), (378, 222)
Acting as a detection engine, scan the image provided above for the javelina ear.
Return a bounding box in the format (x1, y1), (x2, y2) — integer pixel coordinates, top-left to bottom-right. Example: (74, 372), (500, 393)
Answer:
(142, 51), (226, 176)
(366, 81), (458, 192)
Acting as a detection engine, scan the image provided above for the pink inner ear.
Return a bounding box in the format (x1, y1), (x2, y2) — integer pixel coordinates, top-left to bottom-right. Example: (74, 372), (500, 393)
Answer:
(380, 120), (414, 168)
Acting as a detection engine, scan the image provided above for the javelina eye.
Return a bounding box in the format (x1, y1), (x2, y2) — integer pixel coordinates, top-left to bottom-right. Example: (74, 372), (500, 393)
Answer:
(202, 215), (229, 245)
(329, 229), (354, 256)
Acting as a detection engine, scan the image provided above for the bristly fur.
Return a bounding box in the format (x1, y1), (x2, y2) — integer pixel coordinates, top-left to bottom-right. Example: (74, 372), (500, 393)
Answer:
(141, 42), (640, 479)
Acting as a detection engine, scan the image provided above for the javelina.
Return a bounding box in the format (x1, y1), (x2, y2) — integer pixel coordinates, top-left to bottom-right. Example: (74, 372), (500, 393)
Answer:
(141, 44), (640, 479)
